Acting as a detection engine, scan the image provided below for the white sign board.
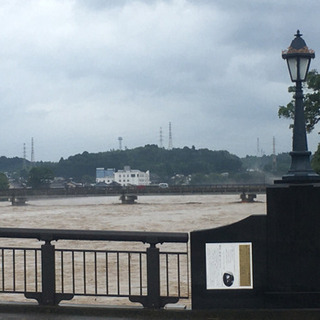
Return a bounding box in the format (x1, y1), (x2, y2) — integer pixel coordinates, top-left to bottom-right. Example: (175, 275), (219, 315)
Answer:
(206, 242), (253, 290)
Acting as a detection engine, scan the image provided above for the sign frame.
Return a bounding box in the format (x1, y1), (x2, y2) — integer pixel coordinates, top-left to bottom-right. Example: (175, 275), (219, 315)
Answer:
(206, 242), (253, 290)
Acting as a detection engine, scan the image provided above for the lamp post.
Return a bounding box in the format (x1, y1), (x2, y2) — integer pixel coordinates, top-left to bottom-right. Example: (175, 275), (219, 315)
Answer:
(280, 30), (320, 183)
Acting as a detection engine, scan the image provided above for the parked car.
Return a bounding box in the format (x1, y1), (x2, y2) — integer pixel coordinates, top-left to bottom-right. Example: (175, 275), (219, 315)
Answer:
(159, 183), (169, 189)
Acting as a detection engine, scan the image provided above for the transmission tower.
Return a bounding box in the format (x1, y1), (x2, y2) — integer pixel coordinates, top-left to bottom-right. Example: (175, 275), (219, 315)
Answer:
(159, 127), (163, 148)
(168, 122), (173, 150)
(118, 137), (123, 151)
(272, 136), (277, 172)
(257, 137), (260, 156)
(23, 143), (26, 169)
(31, 137), (35, 164)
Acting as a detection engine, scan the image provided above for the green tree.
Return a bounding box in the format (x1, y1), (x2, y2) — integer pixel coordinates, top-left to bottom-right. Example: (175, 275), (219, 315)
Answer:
(81, 174), (95, 184)
(312, 144), (320, 174)
(0, 172), (9, 190)
(278, 70), (320, 133)
(28, 167), (54, 189)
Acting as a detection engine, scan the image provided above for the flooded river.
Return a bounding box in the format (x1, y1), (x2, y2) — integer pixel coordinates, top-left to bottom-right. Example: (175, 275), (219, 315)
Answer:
(0, 193), (266, 232)
(0, 194), (267, 306)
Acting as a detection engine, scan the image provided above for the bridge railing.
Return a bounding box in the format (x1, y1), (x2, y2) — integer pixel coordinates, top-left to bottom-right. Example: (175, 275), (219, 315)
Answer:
(0, 183), (268, 198)
(0, 228), (189, 309)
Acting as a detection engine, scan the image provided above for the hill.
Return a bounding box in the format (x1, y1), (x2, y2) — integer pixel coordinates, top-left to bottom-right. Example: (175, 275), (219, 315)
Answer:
(54, 145), (243, 182)
(0, 145), (292, 184)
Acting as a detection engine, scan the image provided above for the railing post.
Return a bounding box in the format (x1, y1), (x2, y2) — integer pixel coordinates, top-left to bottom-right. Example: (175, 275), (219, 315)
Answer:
(25, 240), (74, 305)
(129, 238), (182, 308)
(41, 240), (56, 305)
(146, 243), (161, 308)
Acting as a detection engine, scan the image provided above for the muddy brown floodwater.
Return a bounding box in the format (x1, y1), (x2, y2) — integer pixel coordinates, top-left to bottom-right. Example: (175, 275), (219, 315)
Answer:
(0, 193), (266, 307)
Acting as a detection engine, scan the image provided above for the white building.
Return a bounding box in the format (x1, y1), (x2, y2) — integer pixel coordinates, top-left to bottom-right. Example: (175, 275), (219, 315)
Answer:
(96, 166), (150, 186)
(114, 166), (150, 186)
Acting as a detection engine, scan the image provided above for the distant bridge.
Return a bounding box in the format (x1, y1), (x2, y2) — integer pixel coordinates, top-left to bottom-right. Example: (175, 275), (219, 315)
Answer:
(0, 184), (267, 199)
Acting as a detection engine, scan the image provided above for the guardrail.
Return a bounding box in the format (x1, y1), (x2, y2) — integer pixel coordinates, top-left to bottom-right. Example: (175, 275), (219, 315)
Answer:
(0, 228), (189, 309)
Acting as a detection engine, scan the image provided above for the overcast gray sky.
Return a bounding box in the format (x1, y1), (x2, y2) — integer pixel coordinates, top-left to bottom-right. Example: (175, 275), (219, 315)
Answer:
(1, 0), (320, 161)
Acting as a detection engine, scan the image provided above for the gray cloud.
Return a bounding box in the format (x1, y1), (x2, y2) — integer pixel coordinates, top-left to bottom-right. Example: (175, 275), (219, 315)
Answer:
(0, 0), (319, 161)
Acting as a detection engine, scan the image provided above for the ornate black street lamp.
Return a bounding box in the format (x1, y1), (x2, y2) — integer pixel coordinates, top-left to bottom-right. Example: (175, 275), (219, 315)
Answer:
(280, 30), (320, 182)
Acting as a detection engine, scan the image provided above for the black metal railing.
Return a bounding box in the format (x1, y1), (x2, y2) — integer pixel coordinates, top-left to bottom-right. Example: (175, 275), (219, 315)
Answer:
(0, 228), (189, 308)
(0, 247), (41, 293)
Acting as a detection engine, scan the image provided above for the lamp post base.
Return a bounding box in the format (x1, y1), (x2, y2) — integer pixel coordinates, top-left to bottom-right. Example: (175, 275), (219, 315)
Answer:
(275, 151), (320, 184)
(275, 174), (320, 184)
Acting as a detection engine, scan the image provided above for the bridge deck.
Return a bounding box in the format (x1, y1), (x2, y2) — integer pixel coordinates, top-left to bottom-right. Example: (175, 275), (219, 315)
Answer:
(0, 303), (319, 320)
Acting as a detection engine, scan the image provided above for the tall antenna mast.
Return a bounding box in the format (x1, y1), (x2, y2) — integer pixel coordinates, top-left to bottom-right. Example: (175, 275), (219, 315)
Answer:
(159, 127), (163, 148)
(23, 143), (26, 169)
(31, 137), (35, 164)
(118, 137), (123, 151)
(257, 137), (260, 157)
(168, 122), (173, 150)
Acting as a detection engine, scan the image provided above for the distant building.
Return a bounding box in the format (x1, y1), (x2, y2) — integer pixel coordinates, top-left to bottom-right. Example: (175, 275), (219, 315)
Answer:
(96, 166), (150, 186)
(114, 166), (150, 186)
(50, 177), (66, 189)
(96, 168), (115, 184)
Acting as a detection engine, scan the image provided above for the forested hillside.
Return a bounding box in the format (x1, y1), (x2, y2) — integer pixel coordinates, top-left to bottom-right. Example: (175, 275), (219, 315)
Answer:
(0, 156), (25, 173)
(54, 145), (243, 182)
(0, 145), (293, 184)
